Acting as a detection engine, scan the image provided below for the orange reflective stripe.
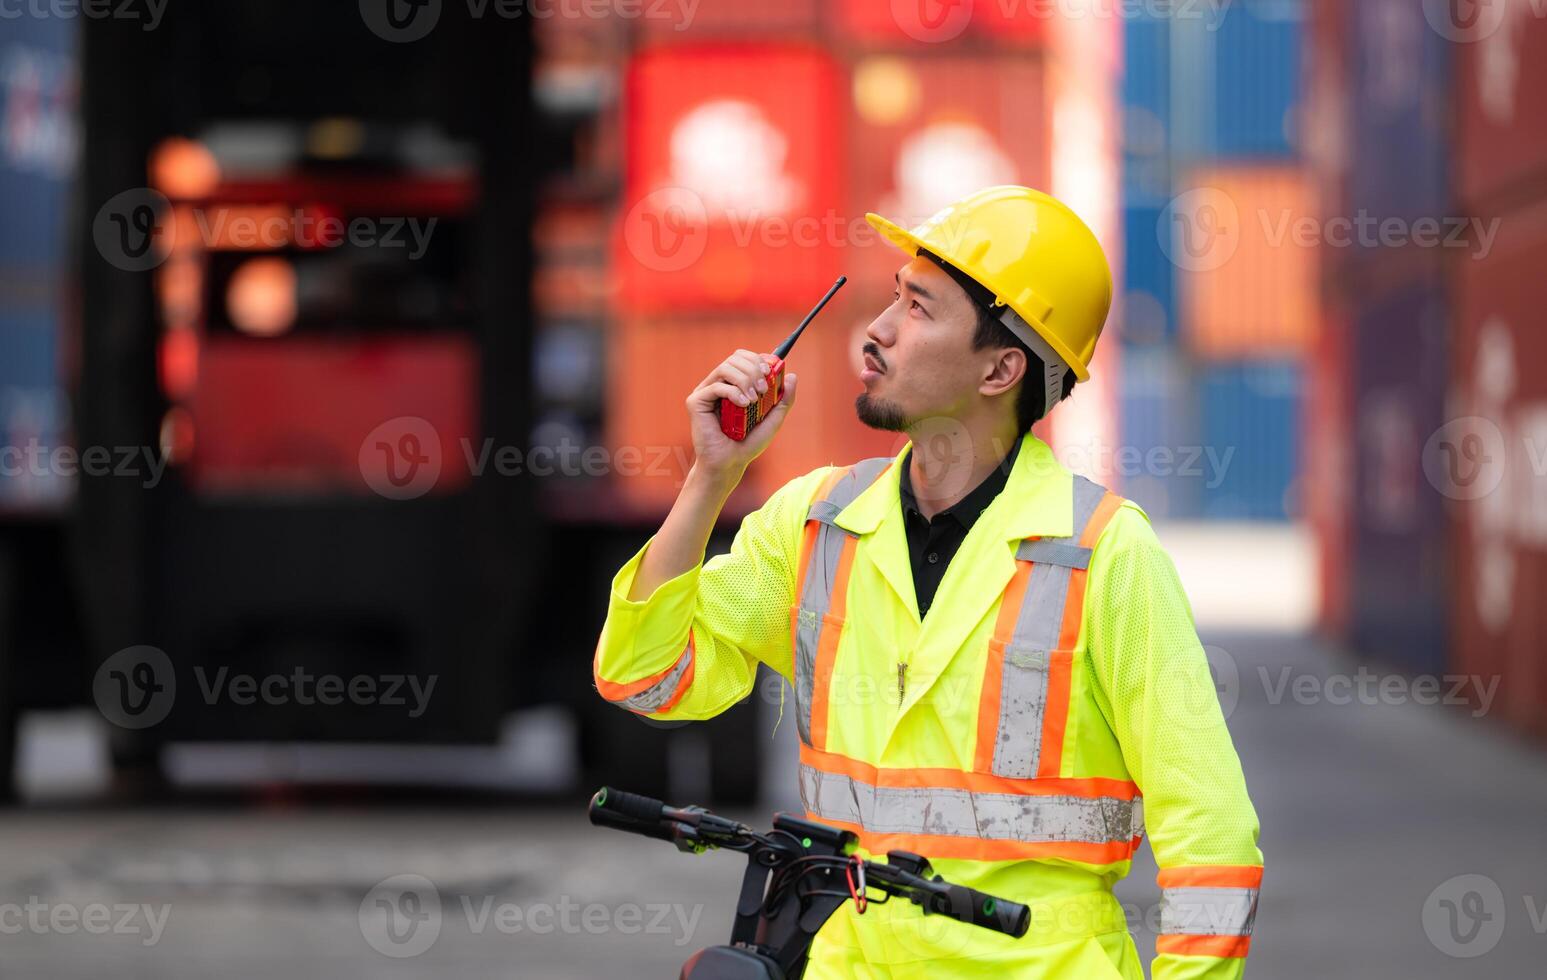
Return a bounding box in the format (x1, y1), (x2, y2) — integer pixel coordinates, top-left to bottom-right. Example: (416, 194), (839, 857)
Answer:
(1156, 934), (1252, 958)
(794, 468), (850, 609)
(1039, 491), (1125, 776)
(974, 559), (1035, 773)
(807, 534), (858, 751)
(594, 638), (692, 702)
(1158, 865), (1264, 890)
(810, 816), (1142, 865)
(1036, 650), (1075, 778)
(801, 742), (1139, 800)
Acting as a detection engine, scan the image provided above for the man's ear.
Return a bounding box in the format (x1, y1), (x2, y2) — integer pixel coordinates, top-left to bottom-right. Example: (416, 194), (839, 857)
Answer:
(980, 345), (1027, 398)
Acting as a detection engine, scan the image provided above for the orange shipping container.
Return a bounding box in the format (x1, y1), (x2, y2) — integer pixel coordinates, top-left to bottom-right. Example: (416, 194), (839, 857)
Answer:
(605, 315), (873, 515)
(1174, 165), (1316, 359)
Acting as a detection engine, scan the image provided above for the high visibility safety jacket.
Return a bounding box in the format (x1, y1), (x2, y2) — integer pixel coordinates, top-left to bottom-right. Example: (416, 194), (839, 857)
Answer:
(595, 434), (1263, 979)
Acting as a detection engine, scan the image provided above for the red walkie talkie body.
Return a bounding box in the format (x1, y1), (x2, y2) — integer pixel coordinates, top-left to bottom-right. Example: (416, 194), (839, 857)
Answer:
(719, 276), (847, 441)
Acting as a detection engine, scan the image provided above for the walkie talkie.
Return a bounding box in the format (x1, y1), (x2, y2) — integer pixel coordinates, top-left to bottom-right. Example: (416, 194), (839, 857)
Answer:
(719, 275), (847, 441)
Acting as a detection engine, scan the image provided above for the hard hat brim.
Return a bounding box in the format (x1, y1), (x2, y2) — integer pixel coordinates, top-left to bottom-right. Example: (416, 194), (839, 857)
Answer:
(864, 210), (1091, 381)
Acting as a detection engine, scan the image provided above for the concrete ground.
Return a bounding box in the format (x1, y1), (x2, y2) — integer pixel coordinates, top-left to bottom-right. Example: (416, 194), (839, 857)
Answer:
(3, 525), (1544, 977)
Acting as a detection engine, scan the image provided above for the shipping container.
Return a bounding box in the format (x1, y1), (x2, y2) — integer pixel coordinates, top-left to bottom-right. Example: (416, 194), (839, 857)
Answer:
(1343, 0), (1452, 247)
(1456, 0), (1547, 212)
(1198, 360), (1301, 521)
(1120, 203), (1176, 345)
(616, 45), (844, 313)
(1210, 0), (1302, 159)
(1121, 14), (1171, 208)
(836, 0), (1045, 47)
(845, 54), (1049, 293)
(1176, 164), (1315, 358)
(1306, 299), (1351, 638)
(638, 0), (820, 37)
(1348, 272), (1450, 675)
(1116, 346), (1201, 519)
(1451, 194), (1547, 739)
(0, 15), (76, 513)
(605, 314), (868, 515)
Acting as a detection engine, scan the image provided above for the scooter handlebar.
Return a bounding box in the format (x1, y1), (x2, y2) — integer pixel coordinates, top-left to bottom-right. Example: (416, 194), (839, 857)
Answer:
(929, 883), (1031, 938)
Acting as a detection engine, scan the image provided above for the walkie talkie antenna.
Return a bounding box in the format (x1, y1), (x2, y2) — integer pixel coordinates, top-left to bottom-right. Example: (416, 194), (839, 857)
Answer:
(774, 276), (847, 359)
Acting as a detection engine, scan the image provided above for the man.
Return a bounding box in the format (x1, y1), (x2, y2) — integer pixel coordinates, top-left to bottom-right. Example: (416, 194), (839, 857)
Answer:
(594, 186), (1262, 978)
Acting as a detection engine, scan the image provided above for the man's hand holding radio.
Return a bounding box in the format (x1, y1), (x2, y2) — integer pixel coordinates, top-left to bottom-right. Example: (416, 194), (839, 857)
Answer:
(627, 349), (798, 601)
(687, 349), (799, 482)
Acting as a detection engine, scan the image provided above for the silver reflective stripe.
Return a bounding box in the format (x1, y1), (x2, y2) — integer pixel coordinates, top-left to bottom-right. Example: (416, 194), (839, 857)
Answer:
(989, 475), (1114, 778)
(1015, 539), (1092, 569)
(1159, 886), (1259, 937)
(799, 764), (1138, 845)
(620, 641), (693, 713)
(794, 457), (893, 745)
(991, 561), (1067, 777)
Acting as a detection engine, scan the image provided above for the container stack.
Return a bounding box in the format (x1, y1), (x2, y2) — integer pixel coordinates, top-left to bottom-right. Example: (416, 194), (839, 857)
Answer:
(1309, 0), (1547, 738)
(1118, 2), (1307, 520)
(593, 5), (1121, 513)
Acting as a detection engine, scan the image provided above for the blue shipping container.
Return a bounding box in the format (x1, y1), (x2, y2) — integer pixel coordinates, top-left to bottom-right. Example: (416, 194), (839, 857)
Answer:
(1209, 0), (1303, 159)
(1198, 360), (1302, 521)
(1120, 204), (1177, 346)
(0, 14), (77, 512)
(1122, 14), (1172, 207)
(1117, 347), (1202, 520)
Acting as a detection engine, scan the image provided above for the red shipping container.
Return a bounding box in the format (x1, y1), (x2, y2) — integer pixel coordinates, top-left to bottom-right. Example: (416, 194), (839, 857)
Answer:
(845, 55), (1049, 293)
(835, 0), (1047, 46)
(1450, 194), (1547, 739)
(616, 45), (843, 313)
(639, 0), (819, 36)
(1456, 0), (1547, 209)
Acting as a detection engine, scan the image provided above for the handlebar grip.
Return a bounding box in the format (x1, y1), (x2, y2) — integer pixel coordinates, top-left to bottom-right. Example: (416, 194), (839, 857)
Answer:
(595, 786), (668, 823)
(932, 884), (1030, 938)
(587, 787), (676, 843)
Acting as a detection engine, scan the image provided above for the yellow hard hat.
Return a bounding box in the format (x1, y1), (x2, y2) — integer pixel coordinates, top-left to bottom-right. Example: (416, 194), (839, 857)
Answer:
(866, 186), (1112, 393)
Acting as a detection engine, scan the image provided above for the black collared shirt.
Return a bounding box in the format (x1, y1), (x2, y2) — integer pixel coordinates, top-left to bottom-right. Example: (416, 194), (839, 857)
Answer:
(898, 439), (1021, 619)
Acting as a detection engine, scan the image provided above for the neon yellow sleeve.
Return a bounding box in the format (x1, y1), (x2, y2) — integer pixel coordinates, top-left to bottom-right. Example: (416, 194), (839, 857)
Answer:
(592, 467), (836, 722)
(1086, 503), (1264, 980)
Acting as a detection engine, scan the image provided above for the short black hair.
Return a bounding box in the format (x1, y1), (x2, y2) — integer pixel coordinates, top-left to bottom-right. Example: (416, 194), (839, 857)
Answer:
(969, 307), (1077, 435)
